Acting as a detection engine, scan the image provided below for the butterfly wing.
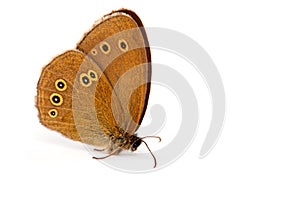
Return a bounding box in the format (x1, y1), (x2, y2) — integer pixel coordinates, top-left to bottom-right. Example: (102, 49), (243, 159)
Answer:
(77, 9), (151, 134)
(36, 50), (123, 147)
(37, 9), (151, 148)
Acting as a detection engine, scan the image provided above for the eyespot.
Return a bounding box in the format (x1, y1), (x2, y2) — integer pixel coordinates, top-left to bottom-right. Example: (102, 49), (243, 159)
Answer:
(50, 93), (63, 106)
(100, 42), (111, 54)
(79, 73), (92, 87)
(118, 39), (128, 52)
(55, 79), (67, 91)
(48, 109), (58, 118)
(91, 49), (98, 56)
(88, 70), (98, 81)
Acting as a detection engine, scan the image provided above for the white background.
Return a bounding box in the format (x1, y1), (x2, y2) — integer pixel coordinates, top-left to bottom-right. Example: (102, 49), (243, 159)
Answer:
(1, 0), (300, 196)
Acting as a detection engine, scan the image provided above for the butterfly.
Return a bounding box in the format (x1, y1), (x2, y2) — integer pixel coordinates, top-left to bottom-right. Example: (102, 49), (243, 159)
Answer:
(36, 9), (161, 167)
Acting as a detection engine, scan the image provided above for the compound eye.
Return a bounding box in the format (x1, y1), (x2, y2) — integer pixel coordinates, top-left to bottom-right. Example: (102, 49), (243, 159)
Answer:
(131, 139), (142, 151)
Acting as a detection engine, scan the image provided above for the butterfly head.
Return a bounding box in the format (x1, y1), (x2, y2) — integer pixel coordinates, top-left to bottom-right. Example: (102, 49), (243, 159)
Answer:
(130, 138), (142, 151)
(130, 136), (161, 168)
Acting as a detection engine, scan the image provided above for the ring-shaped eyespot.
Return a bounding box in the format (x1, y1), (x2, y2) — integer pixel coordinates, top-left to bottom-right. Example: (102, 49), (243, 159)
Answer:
(48, 109), (58, 118)
(79, 73), (92, 87)
(88, 70), (98, 81)
(91, 49), (98, 56)
(99, 42), (111, 54)
(118, 39), (129, 52)
(50, 93), (63, 106)
(55, 79), (67, 91)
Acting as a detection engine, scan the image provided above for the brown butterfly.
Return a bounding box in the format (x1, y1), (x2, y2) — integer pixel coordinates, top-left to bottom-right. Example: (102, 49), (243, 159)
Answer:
(36, 9), (161, 167)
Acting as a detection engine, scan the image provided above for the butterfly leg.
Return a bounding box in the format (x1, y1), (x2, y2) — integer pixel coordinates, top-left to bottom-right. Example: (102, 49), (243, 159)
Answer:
(92, 148), (121, 160)
(94, 148), (105, 151)
(93, 142), (116, 152)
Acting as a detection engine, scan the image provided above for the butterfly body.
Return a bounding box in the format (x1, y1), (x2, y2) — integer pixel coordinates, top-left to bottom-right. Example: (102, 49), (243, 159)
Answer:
(106, 127), (142, 152)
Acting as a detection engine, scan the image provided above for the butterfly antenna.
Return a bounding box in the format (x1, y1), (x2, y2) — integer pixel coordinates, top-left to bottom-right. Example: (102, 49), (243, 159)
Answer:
(140, 136), (162, 142)
(140, 136), (161, 168)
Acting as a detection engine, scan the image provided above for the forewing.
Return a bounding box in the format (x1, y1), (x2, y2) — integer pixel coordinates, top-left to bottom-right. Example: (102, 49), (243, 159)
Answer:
(77, 9), (151, 134)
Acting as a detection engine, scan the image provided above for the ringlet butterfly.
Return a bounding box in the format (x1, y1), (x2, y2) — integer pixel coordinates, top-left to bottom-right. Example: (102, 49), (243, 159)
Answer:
(36, 9), (161, 167)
